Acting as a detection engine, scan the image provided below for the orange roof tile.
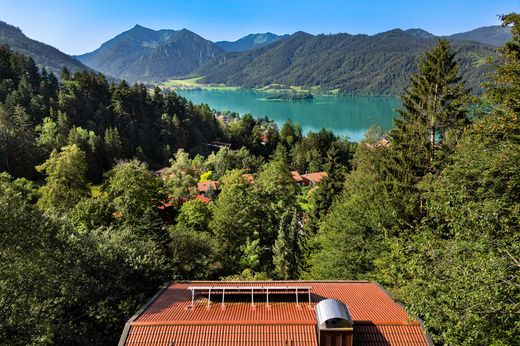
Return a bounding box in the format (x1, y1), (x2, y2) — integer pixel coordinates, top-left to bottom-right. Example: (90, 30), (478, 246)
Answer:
(242, 173), (255, 184)
(291, 171), (304, 182)
(194, 194), (211, 204)
(301, 172), (328, 184)
(197, 181), (219, 193)
(120, 281), (430, 346)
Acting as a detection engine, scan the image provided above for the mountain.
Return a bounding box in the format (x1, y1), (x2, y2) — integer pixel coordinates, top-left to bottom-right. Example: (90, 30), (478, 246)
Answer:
(75, 24), (224, 82)
(0, 20), (91, 76)
(405, 28), (435, 39)
(448, 25), (512, 47)
(216, 33), (289, 52)
(196, 29), (496, 95)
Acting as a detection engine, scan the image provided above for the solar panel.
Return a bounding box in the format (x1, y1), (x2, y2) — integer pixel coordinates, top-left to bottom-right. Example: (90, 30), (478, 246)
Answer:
(186, 285), (313, 308)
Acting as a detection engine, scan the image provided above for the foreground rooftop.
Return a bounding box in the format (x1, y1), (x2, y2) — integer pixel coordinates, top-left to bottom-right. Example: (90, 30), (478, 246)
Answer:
(119, 280), (431, 346)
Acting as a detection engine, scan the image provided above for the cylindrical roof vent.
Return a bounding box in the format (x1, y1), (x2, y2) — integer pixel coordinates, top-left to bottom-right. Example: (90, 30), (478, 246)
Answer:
(315, 299), (353, 346)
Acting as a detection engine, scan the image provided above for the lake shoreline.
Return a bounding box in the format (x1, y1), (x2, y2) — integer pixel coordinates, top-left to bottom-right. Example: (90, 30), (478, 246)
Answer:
(174, 89), (400, 142)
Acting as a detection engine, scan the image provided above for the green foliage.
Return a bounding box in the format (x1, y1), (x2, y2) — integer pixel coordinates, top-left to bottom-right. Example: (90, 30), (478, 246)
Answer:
(273, 209), (302, 279)
(103, 159), (162, 225)
(389, 39), (469, 186)
(169, 224), (217, 280)
(0, 173), (168, 346)
(36, 144), (89, 213)
(209, 169), (254, 275)
(164, 149), (204, 201)
(204, 147), (263, 179)
(0, 104), (38, 177)
(176, 198), (212, 232)
(199, 30), (496, 95)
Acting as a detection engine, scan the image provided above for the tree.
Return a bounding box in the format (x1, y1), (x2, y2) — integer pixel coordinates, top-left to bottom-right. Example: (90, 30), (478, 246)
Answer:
(486, 13), (520, 113)
(273, 209), (302, 279)
(103, 159), (162, 226)
(389, 39), (468, 186)
(0, 104), (38, 177)
(209, 169), (254, 275)
(169, 223), (216, 280)
(164, 149), (203, 201)
(252, 145), (298, 271)
(36, 144), (89, 213)
(380, 16), (520, 345)
(176, 198), (212, 233)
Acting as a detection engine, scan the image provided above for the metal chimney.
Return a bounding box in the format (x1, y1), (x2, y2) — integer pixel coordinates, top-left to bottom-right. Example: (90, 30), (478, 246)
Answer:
(315, 299), (354, 346)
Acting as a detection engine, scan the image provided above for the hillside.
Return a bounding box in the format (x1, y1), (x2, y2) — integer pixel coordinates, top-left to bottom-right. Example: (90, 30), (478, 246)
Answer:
(197, 29), (497, 95)
(76, 25), (224, 82)
(405, 28), (435, 39)
(448, 25), (512, 47)
(216, 32), (289, 52)
(0, 20), (91, 76)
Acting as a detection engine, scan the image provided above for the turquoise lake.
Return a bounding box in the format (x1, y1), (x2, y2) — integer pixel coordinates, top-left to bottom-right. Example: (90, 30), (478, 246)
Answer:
(176, 90), (401, 142)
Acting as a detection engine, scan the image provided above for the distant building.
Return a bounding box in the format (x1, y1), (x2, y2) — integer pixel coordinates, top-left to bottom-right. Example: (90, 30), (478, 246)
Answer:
(242, 173), (255, 184)
(118, 280), (432, 346)
(301, 172), (328, 186)
(154, 167), (173, 180)
(291, 170), (304, 185)
(197, 181), (219, 194)
(194, 194), (211, 204)
(367, 137), (391, 149)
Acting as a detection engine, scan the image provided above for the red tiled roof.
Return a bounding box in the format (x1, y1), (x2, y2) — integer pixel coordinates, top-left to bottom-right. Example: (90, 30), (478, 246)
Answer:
(194, 194), (211, 204)
(301, 172), (328, 184)
(291, 171), (304, 182)
(197, 181), (219, 193)
(242, 173), (255, 184)
(120, 281), (430, 346)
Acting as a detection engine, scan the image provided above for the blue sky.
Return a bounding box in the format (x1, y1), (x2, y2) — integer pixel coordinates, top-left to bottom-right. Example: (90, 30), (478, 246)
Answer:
(1, 0), (518, 55)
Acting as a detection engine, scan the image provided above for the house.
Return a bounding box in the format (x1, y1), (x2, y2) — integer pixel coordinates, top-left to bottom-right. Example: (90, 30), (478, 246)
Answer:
(118, 280), (432, 346)
(291, 170), (304, 185)
(197, 180), (219, 194)
(194, 194), (211, 204)
(301, 172), (328, 186)
(242, 173), (255, 184)
(154, 167), (173, 180)
(367, 137), (391, 149)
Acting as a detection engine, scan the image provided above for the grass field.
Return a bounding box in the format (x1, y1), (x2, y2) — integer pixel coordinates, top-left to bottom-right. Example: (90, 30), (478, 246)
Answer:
(160, 79), (339, 95)
(160, 76), (241, 91)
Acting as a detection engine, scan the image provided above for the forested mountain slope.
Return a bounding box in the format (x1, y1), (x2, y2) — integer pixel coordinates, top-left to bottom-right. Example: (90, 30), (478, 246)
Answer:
(197, 29), (497, 95)
(76, 25), (224, 82)
(0, 21), (91, 76)
(448, 25), (512, 47)
(216, 33), (289, 52)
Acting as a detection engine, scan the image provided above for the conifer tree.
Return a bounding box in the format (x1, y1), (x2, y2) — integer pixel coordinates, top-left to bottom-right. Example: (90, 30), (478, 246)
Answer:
(390, 40), (468, 184)
(273, 209), (301, 279)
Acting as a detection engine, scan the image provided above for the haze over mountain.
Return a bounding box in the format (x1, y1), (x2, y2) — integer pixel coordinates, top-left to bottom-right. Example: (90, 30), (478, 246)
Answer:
(0, 20), (91, 76)
(75, 24), (224, 82)
(216, 33), (289, 52)
(447, 25), (512, 47)
(197, 29), (497, 95)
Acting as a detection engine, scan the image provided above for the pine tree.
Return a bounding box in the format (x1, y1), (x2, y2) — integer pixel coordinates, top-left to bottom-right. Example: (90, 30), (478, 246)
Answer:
(390, 39), (468, 184)
(273, 209), (301, 279)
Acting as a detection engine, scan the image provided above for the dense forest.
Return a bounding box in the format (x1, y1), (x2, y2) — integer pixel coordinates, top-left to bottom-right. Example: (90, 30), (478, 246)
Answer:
(1, 12), (519, 346)
(196, 29), (497, 95)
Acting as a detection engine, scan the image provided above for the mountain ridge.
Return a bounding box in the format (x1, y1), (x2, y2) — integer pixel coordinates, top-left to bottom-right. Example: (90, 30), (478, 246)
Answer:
(0, 20), (91, 76)
(75, 24), (224, 82)
(216, 32), (290, 52)
(196, 29), (496, 95)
